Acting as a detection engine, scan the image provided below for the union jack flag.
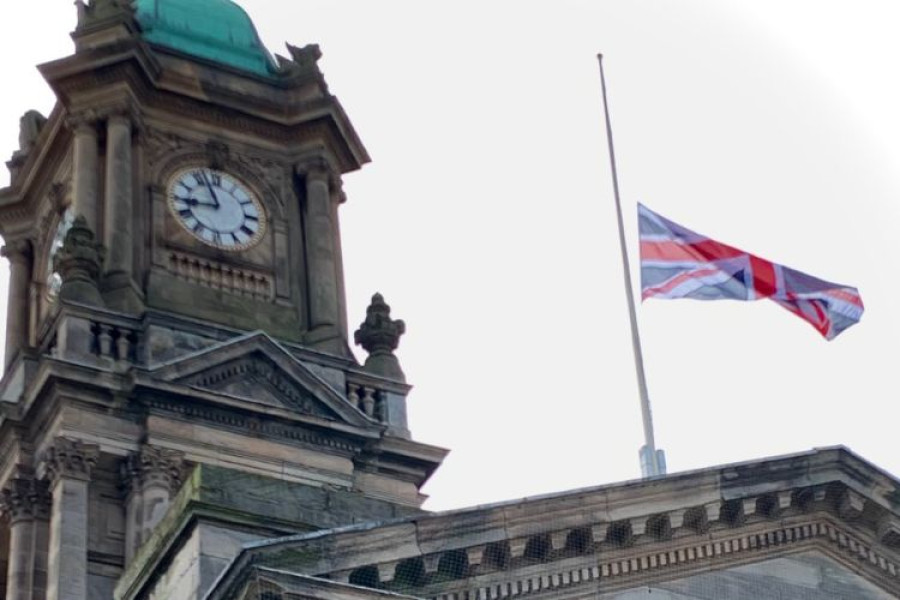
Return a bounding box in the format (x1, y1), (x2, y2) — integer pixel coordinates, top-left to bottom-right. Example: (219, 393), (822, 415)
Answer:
(638, 204), (864, 340)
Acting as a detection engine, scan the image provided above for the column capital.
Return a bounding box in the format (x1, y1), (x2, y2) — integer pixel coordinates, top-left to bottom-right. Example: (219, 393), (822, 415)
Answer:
(98, 103), (140, 130)
(0, 239), (33, 263)
(123, 445), (185, 494)
(295, 157), (337, 185)
(41, 438), (99, 484)
(65, 111), (100, 135)
(1, 476), (51, 523)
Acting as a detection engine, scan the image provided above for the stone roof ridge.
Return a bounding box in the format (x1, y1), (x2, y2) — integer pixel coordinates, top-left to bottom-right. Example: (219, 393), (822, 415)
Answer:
(203, 447), (900, 600)
(228, 445), (900, 554)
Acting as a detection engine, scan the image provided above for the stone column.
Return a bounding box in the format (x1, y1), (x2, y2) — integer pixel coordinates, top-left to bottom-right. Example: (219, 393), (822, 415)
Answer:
(330, 178), (349, 339)
(122, 446), (184, 564)
(1, 476), (52, 600)
(1, 240), (32, 368)
(2, 479), (34, 600)
(41, 439), (98, 600)
(69, 117), (100, 233)
(102, 112), (140, 312)
(301, 162), (341, 334)
(103, 114), (132, 276)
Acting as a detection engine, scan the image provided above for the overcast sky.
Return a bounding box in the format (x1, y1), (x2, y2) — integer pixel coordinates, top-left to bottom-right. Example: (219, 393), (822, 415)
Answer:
(1, 1), (899, 511)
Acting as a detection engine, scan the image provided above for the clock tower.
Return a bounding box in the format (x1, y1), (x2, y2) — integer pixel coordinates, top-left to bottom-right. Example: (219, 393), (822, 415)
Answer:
(0, 2), (445, 600)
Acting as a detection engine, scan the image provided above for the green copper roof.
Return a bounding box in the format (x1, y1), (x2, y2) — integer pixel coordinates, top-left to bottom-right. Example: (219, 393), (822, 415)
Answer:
(133, 0), (277, 77)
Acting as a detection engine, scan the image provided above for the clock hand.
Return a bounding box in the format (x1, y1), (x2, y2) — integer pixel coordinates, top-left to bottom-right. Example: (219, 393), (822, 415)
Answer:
(200, 171), (221, 208)
(184, 197), (218, 208)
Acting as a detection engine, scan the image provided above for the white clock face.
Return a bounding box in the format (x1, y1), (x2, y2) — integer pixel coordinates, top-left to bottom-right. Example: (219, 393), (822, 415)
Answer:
(167, 167), (266, 251)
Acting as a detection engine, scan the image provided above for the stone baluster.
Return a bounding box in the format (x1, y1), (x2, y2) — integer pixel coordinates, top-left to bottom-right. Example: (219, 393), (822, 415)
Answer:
(41, 438), (99, 600)
(68, 115), (100, 233)
(361, 387), (376, 418)
(103, 111), (141, 312)
(122, 446), (185, 563)
(1, 477), (51, 600)
(1, 240), (33, 368)
(98, 325), (114, 358)
(116, 328), (131, 363)
(347, 383), (361, 411)
(297, 160), (343, 352)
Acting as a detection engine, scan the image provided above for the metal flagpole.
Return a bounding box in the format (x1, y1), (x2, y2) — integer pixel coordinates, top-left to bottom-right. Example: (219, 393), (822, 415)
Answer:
(596, 54), (666, 478)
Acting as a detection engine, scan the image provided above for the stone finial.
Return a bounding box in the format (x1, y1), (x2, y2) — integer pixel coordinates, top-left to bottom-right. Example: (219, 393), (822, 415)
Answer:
(54, 215), (106, 306)
(42, 438), (99, 484)
(354, 293), (406, 381)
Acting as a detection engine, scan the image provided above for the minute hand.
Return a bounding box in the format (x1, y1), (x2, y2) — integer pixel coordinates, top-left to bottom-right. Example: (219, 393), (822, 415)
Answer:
(200, 172), (221, 208)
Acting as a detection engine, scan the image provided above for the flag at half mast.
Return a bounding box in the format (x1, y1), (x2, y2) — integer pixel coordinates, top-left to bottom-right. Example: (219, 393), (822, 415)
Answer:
(638, 204), (864, 340)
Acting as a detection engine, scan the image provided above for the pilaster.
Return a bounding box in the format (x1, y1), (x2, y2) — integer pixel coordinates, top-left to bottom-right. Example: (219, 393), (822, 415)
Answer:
(102, 109), (142, 313)
(1, 239), (33, 368)
(1, 476), (51, 600)
(67, 114), (100, 234)
(121, 446), (185, 563)
(297, 159), (344, 355)
(41, 439), (98, 600)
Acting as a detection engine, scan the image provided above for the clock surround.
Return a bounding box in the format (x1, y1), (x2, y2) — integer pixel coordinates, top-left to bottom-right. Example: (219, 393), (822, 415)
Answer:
(166, 166), (267, 251)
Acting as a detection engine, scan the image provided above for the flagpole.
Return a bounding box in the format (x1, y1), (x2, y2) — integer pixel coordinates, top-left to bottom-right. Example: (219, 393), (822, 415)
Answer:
(596, 54), (666, 478)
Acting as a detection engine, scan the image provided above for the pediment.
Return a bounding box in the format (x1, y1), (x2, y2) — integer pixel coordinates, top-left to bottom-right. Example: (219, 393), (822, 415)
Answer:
(149, 331), (371, 428)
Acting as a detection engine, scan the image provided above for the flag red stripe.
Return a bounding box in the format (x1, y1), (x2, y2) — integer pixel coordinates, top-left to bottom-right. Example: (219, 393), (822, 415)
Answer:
(749, 256), (777, 297)
(640, 240), (745, 262)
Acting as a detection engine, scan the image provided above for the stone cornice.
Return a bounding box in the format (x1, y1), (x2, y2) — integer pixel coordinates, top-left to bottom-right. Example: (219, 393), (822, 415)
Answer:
(39, 42), (369, 173)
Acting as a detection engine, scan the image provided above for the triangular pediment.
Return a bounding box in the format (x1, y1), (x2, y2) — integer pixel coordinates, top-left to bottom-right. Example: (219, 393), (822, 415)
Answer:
(148, 331), (371, 428)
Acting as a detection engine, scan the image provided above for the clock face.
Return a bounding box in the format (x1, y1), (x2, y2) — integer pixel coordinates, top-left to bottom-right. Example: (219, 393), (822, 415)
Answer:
(167, 167), (266, 251)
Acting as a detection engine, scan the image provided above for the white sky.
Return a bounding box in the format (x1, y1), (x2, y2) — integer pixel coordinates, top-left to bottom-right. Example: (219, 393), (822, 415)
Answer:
(1, 1), (899, 511)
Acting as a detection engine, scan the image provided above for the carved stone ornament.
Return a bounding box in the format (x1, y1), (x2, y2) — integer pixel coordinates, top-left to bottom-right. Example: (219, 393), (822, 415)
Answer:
(75, 0), (135, 29)
(54, 215), (106, 306)
(0, 477), (51, 523)
(354, 293), (407, 381)
(42, 438), (99, 484)
(287, 43), (322, 68)
(17, 110), (47, 155)
(123, 446), (186, 494)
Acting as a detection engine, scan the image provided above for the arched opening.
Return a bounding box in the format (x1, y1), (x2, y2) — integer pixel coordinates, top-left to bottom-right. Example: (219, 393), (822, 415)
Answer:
(348, 565), (380, 589)
(393, 557), (426, 588)
(437, 549), (469, 579)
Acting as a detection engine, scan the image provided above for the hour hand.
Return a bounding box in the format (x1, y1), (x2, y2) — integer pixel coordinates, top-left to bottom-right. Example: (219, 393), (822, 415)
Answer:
(179, 196), (217, 208)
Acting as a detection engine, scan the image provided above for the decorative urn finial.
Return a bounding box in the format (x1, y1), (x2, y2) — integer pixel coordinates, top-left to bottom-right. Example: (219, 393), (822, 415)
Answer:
(54, 215), (106, 306)
(354, 293), (406, 381)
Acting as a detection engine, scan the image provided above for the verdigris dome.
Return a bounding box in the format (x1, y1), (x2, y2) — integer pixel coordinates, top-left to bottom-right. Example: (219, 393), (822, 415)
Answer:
(133, 0), (276, 77)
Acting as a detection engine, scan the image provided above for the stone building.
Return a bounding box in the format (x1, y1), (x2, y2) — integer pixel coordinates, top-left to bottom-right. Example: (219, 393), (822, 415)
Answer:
(0, 1), (898, 599)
